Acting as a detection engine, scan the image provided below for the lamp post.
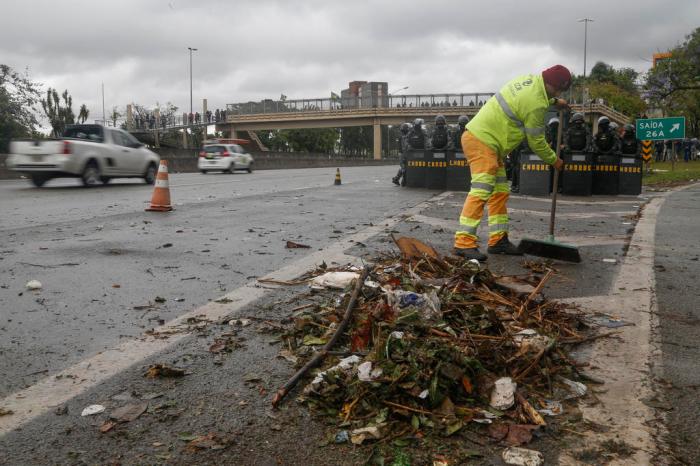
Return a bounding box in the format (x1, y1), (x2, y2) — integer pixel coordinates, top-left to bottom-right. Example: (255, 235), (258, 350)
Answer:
(188, 47), (198, 116)
(577, 18), (593, 106)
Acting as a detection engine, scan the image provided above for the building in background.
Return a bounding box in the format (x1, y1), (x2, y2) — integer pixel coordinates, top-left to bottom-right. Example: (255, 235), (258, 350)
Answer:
(340, 81), (388, 109)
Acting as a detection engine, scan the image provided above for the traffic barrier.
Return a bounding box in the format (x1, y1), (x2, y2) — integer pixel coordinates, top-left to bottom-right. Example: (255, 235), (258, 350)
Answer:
(425, 151), (447, 190)
(618, 156), (642, 195)
(518, 153), (551, 196)
(562, 151), (593, 196)
(446, 151), (470, 191)
(592, 154), (620, 195)
(405, 150), (426, 188)
(334, 168), (342, 185)
(145, 160), (173, 212)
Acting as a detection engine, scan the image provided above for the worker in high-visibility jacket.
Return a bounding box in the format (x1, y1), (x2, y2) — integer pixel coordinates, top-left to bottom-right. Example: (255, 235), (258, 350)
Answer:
(454, 65), (571, 261)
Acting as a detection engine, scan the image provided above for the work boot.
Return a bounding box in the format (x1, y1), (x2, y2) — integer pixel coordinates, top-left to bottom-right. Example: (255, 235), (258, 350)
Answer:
(392, 176), (400, 186)
(487, 235), (523, 255)
(453, 247), (487, 262)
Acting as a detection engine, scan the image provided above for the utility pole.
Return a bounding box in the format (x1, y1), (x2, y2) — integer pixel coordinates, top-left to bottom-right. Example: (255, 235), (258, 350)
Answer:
(102, 83), (106, 126)
(578, 18), (594, 124)
(188, 47), (198, 116)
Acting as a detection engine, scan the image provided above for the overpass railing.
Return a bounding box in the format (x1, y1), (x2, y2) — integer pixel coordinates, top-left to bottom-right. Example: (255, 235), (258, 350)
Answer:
(225, 93), (495, 116)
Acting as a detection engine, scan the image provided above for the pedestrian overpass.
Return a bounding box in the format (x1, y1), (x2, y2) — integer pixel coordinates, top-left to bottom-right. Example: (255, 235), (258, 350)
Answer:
(127, 93), (630, 158)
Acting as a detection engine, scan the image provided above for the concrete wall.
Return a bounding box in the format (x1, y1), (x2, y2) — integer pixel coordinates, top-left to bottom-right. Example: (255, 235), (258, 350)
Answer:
(0, 151), (398, 179)
(151, 148), (398, 173)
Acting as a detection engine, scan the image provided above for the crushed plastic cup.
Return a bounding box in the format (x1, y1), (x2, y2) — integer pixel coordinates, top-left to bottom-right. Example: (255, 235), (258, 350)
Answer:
(490, 377), (517, 410)
(502, 447), (544, 466)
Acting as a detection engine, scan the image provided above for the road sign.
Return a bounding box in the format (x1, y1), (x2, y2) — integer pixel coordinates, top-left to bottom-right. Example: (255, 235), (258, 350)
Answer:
(636, 117), (685, 141)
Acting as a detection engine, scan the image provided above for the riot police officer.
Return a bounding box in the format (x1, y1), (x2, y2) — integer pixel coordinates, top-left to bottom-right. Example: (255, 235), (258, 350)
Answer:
(392, 122), (412, 186)
(408, 118), (428, 150)
(431, 114), (450, 150)
(452, 115), (469, 152)
(620, 124), (640, 157)
(594, 116), (621, 154)
(564, 112), (592, 152)
(546, 117), (560, 151)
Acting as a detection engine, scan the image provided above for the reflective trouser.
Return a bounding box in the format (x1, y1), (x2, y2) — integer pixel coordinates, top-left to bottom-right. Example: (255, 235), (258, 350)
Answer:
(454, 132), (509, 249)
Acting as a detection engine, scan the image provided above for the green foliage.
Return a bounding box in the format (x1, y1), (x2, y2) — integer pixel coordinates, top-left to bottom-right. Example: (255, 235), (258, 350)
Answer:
(42, 88), (75, 137)
(645, 27), (700, 137)
(588, 61), (639, 93)
(257, 128), (338, 153)
(0, 64), (41, 151)
(587, 81), (647, 117)
(340, 126), (373, 156)
(78, 104), (89, 123)
(110, 106), (121, 127)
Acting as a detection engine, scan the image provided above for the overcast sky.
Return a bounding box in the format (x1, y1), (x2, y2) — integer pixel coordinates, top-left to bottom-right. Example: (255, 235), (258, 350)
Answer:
(2, 0), (697, 125)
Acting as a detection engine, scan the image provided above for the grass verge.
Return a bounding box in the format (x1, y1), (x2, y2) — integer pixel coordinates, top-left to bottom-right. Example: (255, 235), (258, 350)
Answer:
(643, 160), (700, 186)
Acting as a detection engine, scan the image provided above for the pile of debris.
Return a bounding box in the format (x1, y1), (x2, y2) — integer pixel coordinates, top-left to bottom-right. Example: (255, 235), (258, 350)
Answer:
(272, 237), (599, 460)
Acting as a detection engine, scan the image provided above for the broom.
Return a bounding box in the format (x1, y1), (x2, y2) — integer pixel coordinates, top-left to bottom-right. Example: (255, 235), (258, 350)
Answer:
(518, 110), (582, 263)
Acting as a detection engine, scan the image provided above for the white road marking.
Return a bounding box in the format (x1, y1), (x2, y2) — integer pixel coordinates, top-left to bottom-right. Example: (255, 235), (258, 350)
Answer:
(0, 191), (452, 436)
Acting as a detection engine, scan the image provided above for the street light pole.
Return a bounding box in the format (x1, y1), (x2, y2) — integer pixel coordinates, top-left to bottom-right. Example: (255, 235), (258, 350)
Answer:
(188, 47), (198, 116)
(577, 18), (593, 105)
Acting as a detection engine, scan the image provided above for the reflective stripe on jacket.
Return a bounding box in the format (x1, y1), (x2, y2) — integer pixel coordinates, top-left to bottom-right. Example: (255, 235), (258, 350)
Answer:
(466, 74), (557, 164)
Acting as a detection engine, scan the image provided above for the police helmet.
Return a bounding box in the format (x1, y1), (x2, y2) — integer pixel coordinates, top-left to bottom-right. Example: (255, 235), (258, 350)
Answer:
(435, 115), (446, 126)
(457, 115), (469, 127)
(548, 117), (559, 126)
(623, 123), (635, 133)
(413, 118), (424, 127)
(400, 122), (411, 134)
(570, 113), (584, 124)
(597, 116), (610, 126)
(610, 122), (619, 131)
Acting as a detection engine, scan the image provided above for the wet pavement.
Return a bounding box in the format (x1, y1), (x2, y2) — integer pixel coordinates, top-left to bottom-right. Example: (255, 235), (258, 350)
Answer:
(653, 184), (700, 465)
(0, 167), (668, 465)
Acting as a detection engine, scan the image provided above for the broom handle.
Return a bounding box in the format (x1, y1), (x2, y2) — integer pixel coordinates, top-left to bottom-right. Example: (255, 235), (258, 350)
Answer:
(549, 109), (565, 237)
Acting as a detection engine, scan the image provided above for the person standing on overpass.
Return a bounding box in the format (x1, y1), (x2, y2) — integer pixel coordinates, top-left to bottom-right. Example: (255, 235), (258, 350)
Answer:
(453, 65), (570, 261)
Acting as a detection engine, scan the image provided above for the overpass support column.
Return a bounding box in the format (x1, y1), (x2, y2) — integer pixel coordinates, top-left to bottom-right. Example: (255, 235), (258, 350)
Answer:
(229, 126), (237, 139)
(373, 120), (382, 160)
(182, 129), (188, 149)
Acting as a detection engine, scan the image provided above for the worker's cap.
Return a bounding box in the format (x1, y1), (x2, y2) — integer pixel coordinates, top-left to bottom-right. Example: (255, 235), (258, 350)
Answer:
(542, 65), (572, 91)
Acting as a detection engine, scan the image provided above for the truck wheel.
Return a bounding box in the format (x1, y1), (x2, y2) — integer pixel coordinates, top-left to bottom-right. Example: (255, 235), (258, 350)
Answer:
(144, 163), (157, 184)
(30, 175), (49, 187)
(81, 161), (100, 187)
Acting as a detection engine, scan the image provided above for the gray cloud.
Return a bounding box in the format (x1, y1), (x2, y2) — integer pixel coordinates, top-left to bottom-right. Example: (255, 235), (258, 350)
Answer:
(1, 0), (696, 127)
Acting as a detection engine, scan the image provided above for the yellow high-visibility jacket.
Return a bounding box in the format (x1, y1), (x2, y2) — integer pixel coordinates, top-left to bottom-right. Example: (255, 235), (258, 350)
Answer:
(466, 74), (557, 164)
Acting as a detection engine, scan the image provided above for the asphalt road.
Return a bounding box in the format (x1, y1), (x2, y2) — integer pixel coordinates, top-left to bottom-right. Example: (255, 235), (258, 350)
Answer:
(0, 166), (436, 397)
(1, 167), (664, 465)
(654, 184), (700, 465)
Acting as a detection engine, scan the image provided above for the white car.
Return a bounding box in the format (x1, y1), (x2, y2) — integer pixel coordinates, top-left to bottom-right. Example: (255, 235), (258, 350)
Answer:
(198, 143), (254, 174)
(7, 124), (160, 187)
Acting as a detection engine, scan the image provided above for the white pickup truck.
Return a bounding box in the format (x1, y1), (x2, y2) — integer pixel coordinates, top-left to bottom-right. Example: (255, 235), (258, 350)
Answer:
(6, 124), (161, 187)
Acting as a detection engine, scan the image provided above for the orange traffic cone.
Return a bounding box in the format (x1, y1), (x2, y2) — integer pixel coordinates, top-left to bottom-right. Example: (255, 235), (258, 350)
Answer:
(334, 168), (342, 185)
(145, 160), (173, 212)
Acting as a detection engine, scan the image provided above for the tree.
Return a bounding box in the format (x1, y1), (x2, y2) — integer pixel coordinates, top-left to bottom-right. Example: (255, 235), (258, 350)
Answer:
(587, 81), (647, 117)
(78, 104), (89, 123)
(42, 88), (75, 137)
(0, 64), (41, 151)
(645, 27), (700, 136)
(110, 106), (121, 127)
